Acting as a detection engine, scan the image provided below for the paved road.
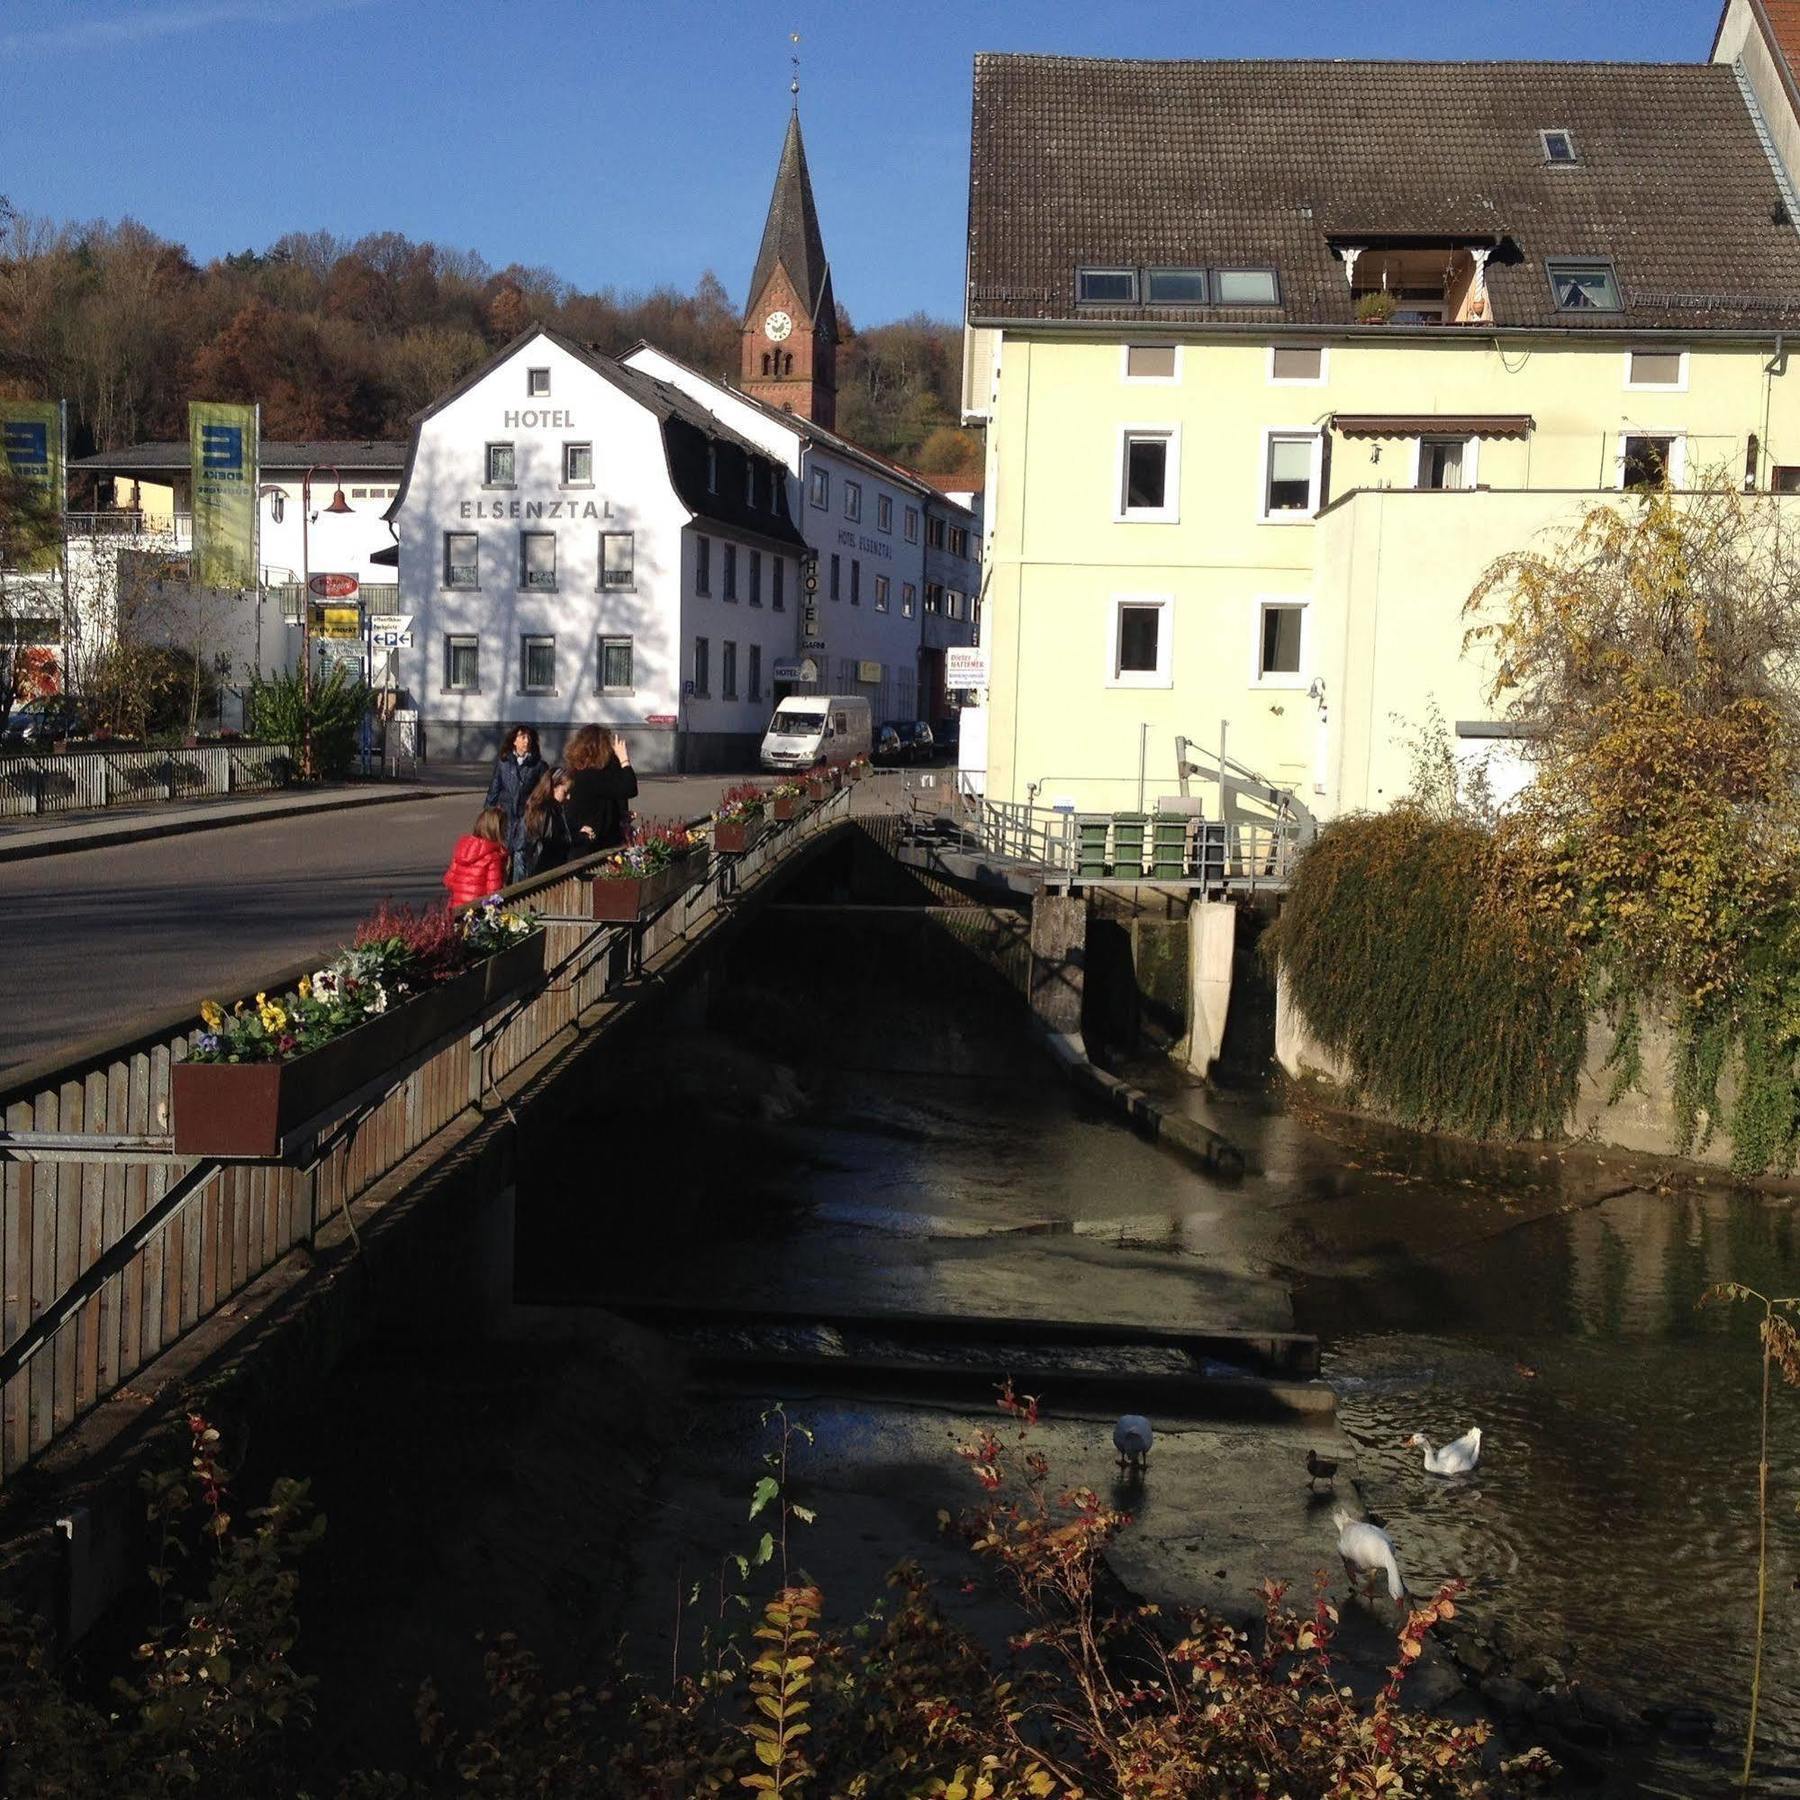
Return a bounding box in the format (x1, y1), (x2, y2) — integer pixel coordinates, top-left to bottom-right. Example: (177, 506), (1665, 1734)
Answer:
(0, 774), (740, 1080)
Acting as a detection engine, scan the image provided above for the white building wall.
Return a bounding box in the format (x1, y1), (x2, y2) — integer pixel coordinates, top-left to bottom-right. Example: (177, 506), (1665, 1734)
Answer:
(396, 337), (688, 766)
(678, 526), (802, 754)
(256, 470), (403, 589)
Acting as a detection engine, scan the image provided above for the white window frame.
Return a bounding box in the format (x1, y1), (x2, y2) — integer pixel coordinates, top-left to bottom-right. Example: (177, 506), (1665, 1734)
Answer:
(444, 634), (480, 694)
(810, 466), (829, 509)
(1616, 430), (1688, 489)
(598, 634), (635, 695)
(1266, 344), (1329, 386)
(1258, 427), (1324, 524)
(1105, 592), (1173, 689)
(904, 505), (919, 543)
(1115, 424), (1181, 524)
(1413, 434), (1481, 490)
(520, 633), (558, 696)
(874, 573), (890, 612)
(877, 492), (893, 532)
(600, 530), (635, 591)
(1119, 343), (1182, 385)
(844, 479), (862, 522)
(562, 441), (593, 485)
(1623, 348), (1689, 393)
(1251, 596), (1311, 689)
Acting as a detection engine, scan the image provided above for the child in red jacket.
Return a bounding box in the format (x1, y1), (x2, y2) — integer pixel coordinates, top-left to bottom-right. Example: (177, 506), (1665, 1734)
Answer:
(443, 807), (509, 907)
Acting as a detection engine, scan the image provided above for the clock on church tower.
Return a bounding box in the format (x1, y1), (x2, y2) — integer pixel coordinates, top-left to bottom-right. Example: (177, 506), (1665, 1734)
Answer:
(740, 111), (838, 429)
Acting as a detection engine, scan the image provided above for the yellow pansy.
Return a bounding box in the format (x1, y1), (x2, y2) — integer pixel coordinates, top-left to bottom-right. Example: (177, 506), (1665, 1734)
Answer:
(199, 1000), (224, 1031)
(298, 976), (312, 1000)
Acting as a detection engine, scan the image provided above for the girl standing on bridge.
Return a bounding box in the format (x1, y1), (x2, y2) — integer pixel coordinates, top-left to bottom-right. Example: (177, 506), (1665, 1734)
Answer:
(442, 807), (509, 906)
(522, 766), (574, 876)
(563, 725), (638, 852)
(485, 724), (548, 882)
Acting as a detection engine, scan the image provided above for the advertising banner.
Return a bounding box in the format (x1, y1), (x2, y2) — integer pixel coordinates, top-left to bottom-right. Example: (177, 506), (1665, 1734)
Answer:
(189, 401), (258, 589)
(0, 400), (65, 570)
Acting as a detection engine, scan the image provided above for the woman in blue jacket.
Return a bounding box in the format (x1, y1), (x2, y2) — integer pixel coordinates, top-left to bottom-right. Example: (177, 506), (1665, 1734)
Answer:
(484, 723), (547, 883)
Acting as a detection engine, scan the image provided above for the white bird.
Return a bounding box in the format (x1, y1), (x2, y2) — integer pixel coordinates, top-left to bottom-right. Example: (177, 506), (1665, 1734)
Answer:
(1113, 1414), (1153, 1473)
(1406, 1426), (1482, 1476)
(1334, 1506), (1407, 1610)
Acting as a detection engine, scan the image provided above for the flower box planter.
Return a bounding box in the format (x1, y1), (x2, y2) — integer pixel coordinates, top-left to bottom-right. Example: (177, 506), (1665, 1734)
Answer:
(713, 813), (766, 855)
(804, 775), (833, 802)
(771, 793), (810, 822)
(846, 762), (869, 783)
(171, 932), (546, 1158)
(589, 849), (702, 922)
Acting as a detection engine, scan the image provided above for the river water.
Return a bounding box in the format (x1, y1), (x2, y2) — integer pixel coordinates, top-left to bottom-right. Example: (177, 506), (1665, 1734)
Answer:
(515, 899), (1800, 1799)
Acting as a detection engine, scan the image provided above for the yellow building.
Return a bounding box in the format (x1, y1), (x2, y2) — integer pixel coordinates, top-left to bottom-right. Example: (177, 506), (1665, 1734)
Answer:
(964, 54), (1800, 818)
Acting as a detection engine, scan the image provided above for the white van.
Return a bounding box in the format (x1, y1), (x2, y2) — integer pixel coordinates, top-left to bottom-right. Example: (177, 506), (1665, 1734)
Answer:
(759, 694), (872, 772)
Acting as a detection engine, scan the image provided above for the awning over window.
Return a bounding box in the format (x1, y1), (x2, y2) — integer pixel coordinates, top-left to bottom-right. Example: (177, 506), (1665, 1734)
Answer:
(1331, 413), (1534, 438)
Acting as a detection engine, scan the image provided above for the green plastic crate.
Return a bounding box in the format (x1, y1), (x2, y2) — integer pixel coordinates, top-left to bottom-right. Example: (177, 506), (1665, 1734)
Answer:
(1111, 811), (1148, 877)
(1152, 815), (1189, 879)
(1075, 814), (1111, 877)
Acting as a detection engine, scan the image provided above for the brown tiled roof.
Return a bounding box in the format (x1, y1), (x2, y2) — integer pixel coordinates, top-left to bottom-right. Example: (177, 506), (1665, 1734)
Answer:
(1764, 1), (1800, 73)
(967, 55), (1800, 332)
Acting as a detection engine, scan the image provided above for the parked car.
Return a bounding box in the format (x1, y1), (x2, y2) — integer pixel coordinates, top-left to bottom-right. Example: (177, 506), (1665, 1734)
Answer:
(880, 720), (934, 764)
(872, 723), (907, 766)
(1, 697), (93, 746)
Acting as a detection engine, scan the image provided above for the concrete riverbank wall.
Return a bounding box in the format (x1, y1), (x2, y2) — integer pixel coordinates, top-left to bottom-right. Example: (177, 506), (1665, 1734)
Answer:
(1277, 976), (1749, 1172)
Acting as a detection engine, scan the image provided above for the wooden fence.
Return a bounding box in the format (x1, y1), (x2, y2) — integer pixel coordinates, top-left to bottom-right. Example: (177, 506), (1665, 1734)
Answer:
(0, 743), (298, 820)
(0, 792), (849, 1486)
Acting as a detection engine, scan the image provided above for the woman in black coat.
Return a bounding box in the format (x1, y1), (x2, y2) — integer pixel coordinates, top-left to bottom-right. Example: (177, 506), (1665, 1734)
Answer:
(484, 723), (547, 882)
(562, 724), (638, 852)
(521, 767), (574, 876)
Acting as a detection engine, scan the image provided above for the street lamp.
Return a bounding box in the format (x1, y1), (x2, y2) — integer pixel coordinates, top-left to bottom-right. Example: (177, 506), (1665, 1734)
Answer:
(298, 466), (352, 777)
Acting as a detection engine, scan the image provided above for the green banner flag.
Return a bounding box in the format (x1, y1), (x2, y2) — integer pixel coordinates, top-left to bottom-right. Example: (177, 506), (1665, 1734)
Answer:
(189, 401), (258, 589)
(0, 400), (65, 572)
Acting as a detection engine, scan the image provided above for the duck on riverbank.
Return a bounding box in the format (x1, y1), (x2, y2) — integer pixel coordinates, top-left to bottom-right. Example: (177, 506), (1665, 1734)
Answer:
(1407, 1426), (1482, 1476)
(1335, 1507), (1407, 1610)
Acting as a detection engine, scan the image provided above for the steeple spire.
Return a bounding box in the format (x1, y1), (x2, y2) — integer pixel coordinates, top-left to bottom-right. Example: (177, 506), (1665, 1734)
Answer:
(746, 110), (836, 342)
(790, 29), (800, 110)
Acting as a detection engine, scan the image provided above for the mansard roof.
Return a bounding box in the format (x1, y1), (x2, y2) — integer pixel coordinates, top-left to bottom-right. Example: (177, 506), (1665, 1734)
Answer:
(967, 54), (1800, 333)
(747, 111), (837, 338)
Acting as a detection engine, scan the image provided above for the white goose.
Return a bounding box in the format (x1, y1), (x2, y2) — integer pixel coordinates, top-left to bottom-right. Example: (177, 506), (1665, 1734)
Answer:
(1112, 1414), (1154, 1473)
(1406, 1426), (1482, 1476)
(1334, 1507), (1407, 1610)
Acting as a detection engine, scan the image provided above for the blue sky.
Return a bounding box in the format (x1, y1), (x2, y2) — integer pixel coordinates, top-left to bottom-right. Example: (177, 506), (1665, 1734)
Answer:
(1, 0), (1723, 325)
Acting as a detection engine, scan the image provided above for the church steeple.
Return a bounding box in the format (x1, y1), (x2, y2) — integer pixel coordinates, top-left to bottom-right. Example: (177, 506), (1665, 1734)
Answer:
(742, 111), (838, 428)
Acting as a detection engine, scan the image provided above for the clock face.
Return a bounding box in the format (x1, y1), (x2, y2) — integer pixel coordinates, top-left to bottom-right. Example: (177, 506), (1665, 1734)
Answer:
(764, 310), (794, 343)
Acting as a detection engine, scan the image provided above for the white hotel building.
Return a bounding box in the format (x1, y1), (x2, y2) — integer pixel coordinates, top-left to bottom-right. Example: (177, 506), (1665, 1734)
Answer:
(390, 324), (810, 769)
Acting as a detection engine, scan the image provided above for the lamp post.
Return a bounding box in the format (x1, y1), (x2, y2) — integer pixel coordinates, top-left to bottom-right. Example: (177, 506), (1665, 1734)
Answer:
(299, 466), (352, 778)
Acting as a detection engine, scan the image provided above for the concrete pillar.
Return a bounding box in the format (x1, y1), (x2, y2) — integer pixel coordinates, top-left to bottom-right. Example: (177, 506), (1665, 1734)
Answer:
(1185, 900), (1236, 1076)
(1273, 967), (1349, 1084)
(1028, 893), (1087, 1037)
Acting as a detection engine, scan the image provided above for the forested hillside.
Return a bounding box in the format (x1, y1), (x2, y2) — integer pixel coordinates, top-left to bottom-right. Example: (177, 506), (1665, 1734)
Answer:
(0, 199), (980, 475)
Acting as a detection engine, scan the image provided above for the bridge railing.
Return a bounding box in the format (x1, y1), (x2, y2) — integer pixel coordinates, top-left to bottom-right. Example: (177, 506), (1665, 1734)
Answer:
(0, 742), (298, 820)
(850, 767), (1301, 888)
(0, 789), (849, 1486)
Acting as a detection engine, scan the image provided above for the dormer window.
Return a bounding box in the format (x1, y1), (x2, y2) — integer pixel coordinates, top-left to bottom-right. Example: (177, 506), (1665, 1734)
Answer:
(1077, 267), (1138, 305)
(1540, 129), (1577, 166)
(1547, 258), (1622, 311)
(1215, 268), (1281, 305)
(1145, 267), (1207, 305)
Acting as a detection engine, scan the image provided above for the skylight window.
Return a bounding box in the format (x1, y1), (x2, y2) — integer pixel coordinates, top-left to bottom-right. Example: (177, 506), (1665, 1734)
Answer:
(1077, 267), (1138, 305)
(1540, 129), (1577, 165)
(1145, 267), (1208, 305)
(1547, 259), (1622, 311)
(1215, 268), (1281, 305)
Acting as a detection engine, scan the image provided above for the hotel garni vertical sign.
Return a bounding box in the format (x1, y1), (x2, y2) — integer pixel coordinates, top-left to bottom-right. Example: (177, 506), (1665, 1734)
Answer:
(189, 401), (259, 589)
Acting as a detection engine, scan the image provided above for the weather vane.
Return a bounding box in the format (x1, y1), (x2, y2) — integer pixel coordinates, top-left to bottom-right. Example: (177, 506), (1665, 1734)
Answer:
(790, 30), (801, 105)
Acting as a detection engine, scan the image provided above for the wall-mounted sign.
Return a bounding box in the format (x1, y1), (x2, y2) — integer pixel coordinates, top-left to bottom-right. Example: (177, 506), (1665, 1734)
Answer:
(946, 646), (990, 689)
(856, 660), (882, 685)
(309, 572), (359, 599)
(312, 602), (363, 640)
(370, 613), (412, 634)
(772, 657), (819, 683)
(645, 713), (677, 726)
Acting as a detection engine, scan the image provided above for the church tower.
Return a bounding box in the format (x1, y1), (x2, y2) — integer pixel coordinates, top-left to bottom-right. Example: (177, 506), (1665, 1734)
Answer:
(741, 110), (837, 429)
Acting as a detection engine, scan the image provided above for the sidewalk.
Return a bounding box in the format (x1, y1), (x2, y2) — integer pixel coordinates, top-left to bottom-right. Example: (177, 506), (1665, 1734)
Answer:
(0, 778), (469, 864)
